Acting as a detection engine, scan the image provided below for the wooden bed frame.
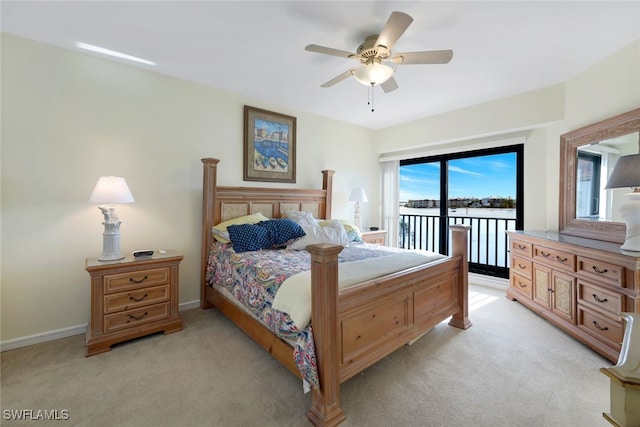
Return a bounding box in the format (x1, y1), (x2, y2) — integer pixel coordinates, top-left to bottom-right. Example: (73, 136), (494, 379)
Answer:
(200, 158), (471, 426)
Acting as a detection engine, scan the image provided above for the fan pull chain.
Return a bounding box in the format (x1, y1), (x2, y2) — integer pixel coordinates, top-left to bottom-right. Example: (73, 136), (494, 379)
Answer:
(369, 82), (375, 112)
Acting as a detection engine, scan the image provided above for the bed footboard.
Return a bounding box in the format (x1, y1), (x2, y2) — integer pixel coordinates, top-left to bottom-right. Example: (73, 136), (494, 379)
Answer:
(307, 224), (471, 426)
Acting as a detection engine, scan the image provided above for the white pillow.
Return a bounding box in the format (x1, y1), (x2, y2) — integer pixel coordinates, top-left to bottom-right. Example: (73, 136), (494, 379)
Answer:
(284, 210), (319, 227)
(287, 221), (349, 250)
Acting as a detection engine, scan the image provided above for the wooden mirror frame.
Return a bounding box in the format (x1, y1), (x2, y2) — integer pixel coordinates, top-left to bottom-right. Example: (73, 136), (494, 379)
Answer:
(559, 108), (640, 243)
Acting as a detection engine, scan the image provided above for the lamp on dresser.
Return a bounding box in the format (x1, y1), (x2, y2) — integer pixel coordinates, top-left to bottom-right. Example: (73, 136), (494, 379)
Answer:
(89, 176), (134, 261)
(605, 153), (640, 253)
(349, 186), (368, 231)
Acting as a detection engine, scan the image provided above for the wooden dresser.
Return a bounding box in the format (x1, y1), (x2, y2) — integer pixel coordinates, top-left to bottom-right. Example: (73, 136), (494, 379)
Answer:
(85, 251), (183, 356)
(507, 231), (640, 363)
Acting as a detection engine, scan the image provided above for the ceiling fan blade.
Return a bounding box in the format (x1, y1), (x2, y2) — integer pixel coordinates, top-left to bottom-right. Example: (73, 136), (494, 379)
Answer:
(381, 76), (399, 93)
(305, 44), (358, 59)
(375, 11), (413, 52)
(390, 50), (454, 65)
(320, 69), (356, 88)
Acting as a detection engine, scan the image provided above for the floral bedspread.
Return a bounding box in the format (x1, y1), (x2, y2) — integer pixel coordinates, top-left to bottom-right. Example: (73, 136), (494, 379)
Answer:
(206, 239), (403, 389)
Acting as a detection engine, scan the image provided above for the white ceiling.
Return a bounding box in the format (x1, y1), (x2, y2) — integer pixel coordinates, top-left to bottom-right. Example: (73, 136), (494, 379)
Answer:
(2, 1), (639, 130)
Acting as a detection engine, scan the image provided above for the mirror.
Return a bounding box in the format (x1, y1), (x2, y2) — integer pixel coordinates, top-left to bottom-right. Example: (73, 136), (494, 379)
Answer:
(559, 108), (640, 243)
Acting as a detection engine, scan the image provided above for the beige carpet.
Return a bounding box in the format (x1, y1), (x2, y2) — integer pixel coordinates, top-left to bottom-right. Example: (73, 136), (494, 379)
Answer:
(1, 285), (613, 427)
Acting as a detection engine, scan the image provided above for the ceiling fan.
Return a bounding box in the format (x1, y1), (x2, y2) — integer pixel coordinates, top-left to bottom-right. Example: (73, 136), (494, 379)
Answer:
(305, 11), (453, 93)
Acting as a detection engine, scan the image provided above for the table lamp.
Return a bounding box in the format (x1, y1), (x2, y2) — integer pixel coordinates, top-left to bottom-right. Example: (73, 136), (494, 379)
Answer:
(349, 187), (368, 231)
(605, 154), (640, 252)
(89, 176), (135, 261)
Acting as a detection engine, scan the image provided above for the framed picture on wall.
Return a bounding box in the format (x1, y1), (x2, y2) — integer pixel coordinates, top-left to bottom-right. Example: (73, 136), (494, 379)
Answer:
(243, 105), (296, 183)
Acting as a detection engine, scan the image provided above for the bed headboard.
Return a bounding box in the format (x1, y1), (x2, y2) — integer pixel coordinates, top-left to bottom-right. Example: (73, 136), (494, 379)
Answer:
(200, 158), (335, 292)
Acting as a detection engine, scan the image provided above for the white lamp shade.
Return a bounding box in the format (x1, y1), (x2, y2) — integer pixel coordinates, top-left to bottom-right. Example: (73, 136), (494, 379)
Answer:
(353, 61), (394, 86)
(349, 187), (368, 203)
(89, 176), (135, 204)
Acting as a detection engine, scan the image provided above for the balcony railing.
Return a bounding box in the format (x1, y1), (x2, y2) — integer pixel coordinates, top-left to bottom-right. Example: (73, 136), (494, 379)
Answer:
(398, 212), (517, 278)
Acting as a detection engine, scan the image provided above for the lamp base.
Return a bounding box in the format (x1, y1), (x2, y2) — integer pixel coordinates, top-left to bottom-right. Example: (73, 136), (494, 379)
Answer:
(619, 194), (640, 253)
(97, 210), (124, 261)
(97, 253), (125, 262)
(353, 201), (363, 231)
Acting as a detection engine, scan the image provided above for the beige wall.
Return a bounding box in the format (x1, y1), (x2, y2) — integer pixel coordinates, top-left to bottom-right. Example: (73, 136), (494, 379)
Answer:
(376, 40), (640, 232)
(0, 34), (377, 342)
(2, 33), (638, 345)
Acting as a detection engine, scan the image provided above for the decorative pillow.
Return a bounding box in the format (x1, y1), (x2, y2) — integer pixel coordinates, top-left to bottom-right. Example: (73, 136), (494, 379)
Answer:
(258, 218), (306, 247)
(284, 210), (319, 227)
(287, 221), (350, 250)
(211, 212), (270, 243)
(318, 219), (363, 242)
(227, 223), (271, 253)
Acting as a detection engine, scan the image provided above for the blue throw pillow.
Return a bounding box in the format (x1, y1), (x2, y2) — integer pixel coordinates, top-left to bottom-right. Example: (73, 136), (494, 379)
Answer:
(258, 218), (306, 247)
(227, 224), (272, 253)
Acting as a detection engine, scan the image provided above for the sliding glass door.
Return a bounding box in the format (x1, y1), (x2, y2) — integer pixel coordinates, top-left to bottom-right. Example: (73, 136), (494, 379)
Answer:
(399, 145), (523, 278)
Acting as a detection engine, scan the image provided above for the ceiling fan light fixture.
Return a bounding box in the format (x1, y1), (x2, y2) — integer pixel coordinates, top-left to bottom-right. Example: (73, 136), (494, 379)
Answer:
(353, 61), (394, 86)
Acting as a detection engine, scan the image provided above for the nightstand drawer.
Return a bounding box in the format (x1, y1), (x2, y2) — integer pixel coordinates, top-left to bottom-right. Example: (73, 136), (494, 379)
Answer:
(104, 284), (170, 314)
(577, 306), (623, 347)
(104, 302), (170, 333)
(362, 230), (387, 245)
(104, 267), (170, 294)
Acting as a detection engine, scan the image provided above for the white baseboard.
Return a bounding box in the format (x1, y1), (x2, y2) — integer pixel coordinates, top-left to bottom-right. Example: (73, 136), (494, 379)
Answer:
(0, 300), (201, 352)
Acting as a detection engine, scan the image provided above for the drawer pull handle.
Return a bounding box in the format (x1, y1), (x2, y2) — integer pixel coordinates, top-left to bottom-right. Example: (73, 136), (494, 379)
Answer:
(518, 263), (527, 269)
(592, 294), (608, 304)
(592, 320), (609, 331)
(518, 282), (527, 288)
(129, 275), (148, 284)
(540, 251), (550, 257)
(129, 293), (148, 302)
(518, 244), (527, 250)
(592, 266), (608, 274)
(128, 312), (148, 321)
(556, 256), (567, 263)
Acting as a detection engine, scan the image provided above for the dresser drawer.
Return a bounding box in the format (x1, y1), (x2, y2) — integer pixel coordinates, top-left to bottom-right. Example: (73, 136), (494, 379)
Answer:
(510, 239), (532, 258)
(103, 284), (170, 314)
(577, 256), (624, 288)
(510, 273), (532, 299)
(104, 302), (170, 333)
(533, 245), (576, 271)
(577, 281), (622, 316)
(103, 267), (170, 294)
(577, 306), (623, 347)
(511, 255), (532, 280)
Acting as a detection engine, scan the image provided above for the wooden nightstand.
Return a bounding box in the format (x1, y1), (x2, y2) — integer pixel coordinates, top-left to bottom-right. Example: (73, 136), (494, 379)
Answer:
(361, 230), (387, 246)
(85, 251), (183, 356)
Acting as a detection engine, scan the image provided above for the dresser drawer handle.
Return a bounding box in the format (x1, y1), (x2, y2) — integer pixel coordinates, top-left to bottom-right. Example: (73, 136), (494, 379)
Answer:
(128, 312), (148, 321)
(517, 244), (527, 250)
(129, 275), (148, 284)
(592, 294), (608, 304)
(540, 251), (550, 257)
(518, 282), (527, 288)
(592, 320), (609, 331)
(129, 293), (148, 302)
(556, 256), (567, 263)
(592, 266), (608, 274)
(518, 263), (527, 269)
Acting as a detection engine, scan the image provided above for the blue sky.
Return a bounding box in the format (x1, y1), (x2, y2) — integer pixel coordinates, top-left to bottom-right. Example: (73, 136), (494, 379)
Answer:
(399, 152), (516, 202)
